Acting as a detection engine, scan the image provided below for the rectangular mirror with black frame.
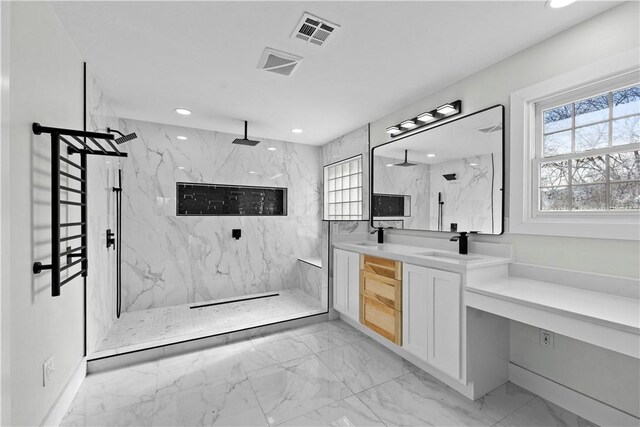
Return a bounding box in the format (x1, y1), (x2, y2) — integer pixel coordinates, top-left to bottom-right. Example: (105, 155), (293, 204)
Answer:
(372, 105), (504, 235)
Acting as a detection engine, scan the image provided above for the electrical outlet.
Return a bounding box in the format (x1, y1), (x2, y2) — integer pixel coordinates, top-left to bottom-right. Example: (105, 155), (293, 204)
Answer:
(540, 329), (554, 349)
(43, 355), (55, 387)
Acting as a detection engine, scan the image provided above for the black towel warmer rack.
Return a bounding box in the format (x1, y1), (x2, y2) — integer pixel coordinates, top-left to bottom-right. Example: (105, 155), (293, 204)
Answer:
(31, 122), (127, 297)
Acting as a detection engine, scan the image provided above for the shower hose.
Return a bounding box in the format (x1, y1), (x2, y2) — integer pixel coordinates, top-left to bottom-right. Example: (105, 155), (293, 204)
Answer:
(114, 169), (122, 318)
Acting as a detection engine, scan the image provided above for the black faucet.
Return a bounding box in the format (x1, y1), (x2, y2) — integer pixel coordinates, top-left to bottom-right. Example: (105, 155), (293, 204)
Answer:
(450, 232), (468, 254)
(371, 227), (384, 244)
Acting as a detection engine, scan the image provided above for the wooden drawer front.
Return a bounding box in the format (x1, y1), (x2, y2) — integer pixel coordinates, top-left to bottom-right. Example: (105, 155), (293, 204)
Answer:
(361, 296), (402, 345)
(361, 271), (401, 310)
(361, 255), (402, 280)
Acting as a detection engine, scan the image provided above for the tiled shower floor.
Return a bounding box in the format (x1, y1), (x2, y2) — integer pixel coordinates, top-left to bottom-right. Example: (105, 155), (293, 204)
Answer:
(93, 289), (324, 358)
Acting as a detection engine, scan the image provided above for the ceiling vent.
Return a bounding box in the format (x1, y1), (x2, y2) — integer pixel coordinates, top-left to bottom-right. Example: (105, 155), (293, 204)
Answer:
(478, 124), (503, 133)
(257, 48), (303, 77)
(291, 12), (340, 46)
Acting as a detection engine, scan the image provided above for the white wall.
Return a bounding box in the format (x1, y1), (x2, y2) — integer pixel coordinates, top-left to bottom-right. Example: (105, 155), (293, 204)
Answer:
(0, 2), (11, 424)
(360, 2), (640, 417)
(7, 3), (87, 425)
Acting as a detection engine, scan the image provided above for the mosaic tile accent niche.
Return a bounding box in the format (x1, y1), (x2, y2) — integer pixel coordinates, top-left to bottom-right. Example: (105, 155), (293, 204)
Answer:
(177, 182), (287, 216)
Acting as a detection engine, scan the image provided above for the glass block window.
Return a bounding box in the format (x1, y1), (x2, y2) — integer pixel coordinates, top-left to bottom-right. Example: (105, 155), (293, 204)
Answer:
(323, 155), (363, 220)
(535, 83), (640, 212)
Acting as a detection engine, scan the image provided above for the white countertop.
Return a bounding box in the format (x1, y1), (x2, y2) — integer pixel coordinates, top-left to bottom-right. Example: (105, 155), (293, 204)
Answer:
(466, 277), (640, 335)
(334, 241), (510, 272)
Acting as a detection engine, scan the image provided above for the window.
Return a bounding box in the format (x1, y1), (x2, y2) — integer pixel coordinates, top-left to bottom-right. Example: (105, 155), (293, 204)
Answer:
(323, 155), (363, 220)
(510, 50), (639, 240)
(535, 83), (639, 213)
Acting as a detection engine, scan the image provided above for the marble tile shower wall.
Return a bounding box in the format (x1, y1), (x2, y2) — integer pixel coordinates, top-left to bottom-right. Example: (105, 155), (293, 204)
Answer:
(85, 70), (121, 354)
(373, 155), (431, 230)
(118, 119), (323, 312)
(427, 153), (501, 233)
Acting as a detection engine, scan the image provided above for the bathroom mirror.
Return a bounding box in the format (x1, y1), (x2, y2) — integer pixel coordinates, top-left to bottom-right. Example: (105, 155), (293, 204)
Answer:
(372, 105), (504, 234)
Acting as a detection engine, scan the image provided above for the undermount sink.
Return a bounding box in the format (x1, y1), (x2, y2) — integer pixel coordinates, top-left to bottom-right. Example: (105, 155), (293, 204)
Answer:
(415, 251), (481, 261)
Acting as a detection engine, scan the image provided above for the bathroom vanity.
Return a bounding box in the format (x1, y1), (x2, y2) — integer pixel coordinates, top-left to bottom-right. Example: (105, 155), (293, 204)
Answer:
(333, 241), (512, 399)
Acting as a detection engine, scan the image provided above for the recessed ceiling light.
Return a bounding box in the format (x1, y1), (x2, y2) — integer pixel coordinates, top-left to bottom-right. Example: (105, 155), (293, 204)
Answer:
(547, 0), (576, 8)
(386, 126), (401, 135)
(176, 135), (188, 140)
(249, 171), (256, 174)
(400, 120), (417, 129)
(105, 161), (111, 164)
(178, 166), (185, 170)
(291, 128), (303, 134)
(469, 162), (477, 166)
(268, 147), (276, 151)
(427, 153), (436, 158)
(175, 108), (192, 115)
(386, 163), (394, 167)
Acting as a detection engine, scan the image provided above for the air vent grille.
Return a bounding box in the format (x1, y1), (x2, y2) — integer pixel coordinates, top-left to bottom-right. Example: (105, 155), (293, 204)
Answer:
(292, 13), (339, 47)
(257, 48), (303, 77)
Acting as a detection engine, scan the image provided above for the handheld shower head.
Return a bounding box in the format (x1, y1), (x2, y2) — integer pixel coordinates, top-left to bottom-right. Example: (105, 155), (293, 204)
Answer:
(107, 127), (138, 145)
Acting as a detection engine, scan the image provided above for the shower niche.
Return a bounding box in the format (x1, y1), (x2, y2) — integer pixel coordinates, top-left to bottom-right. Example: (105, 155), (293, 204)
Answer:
(176, 182), (287, 216)
(371, 105), (504, 234)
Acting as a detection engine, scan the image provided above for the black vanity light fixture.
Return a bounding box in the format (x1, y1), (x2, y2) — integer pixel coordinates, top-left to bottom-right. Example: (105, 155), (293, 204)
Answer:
(386, 100), (462, 137)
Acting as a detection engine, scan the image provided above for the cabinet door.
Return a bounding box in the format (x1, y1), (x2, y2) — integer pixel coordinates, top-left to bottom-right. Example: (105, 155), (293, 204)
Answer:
(333, 249), (359, 321)
(427, 268), (461, 379)
(402, 264), (429, 361)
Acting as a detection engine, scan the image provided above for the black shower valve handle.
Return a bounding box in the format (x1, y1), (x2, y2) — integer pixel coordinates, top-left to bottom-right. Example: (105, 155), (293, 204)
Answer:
(106, 228), (116, 250)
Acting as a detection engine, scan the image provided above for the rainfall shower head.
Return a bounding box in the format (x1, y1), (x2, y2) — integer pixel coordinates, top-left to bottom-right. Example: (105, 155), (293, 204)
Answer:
(107, 127), (138, 145)
(232, 121), (260, 146)
(394, 150), (417, 167)
(443, 173), (457, 181)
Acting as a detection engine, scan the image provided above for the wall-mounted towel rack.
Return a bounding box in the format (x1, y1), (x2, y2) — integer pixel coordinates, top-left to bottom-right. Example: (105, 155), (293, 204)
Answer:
(31, 122), (128, 297)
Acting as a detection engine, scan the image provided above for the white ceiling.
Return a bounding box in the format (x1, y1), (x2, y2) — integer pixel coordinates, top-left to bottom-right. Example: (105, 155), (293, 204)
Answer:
(52, 1), (620, 145)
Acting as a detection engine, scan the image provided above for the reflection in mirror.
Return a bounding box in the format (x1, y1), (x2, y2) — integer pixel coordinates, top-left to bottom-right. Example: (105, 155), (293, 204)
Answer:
(372, 105), (504, 234)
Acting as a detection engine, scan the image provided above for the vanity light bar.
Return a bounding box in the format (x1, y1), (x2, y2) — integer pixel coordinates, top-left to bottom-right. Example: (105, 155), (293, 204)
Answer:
(387, 100), (462, 138)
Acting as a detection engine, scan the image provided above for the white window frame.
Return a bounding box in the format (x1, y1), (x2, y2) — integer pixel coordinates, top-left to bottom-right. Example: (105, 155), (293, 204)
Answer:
(323, 155), (364, 221)
(510, 48), (640, 240)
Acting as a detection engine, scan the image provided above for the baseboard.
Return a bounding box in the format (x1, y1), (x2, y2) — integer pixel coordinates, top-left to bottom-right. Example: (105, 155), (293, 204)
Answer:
(509, 362), (640, 427)
(40, 357), (86, 427)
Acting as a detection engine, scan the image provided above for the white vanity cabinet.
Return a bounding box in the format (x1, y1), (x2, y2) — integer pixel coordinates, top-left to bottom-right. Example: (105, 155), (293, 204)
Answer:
(333, 249), (360, 322)
(403, 263), (462, 380)
(427, 268), (462, 379)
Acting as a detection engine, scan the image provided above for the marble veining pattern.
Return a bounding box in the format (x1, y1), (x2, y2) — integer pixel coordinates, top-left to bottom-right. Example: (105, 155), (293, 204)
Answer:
(428, 153), (502, 234)
(63, 319), (598, 427)
(119, 118), (323, 312)
(373, 154), (431, 230)
(95, 289), (324, 356)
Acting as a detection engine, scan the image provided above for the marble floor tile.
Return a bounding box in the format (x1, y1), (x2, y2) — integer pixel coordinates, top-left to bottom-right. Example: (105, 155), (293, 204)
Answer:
(64, 320), (597, 427)
(239, 334), (313, 372)
(497, 397), (598, 427)
(478, 382), (536, 422)
(296, 323), (366, 353)
(316, 338), (414, 393)
(248, 354), (353, 425)
(279, 395), (386, 427)
(61, 401), (155, 427)
(357, 371), (497, 426)
(65, 360), (159, 417)
(155, 346), (247, 396)
(151, 379), (267, 427)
